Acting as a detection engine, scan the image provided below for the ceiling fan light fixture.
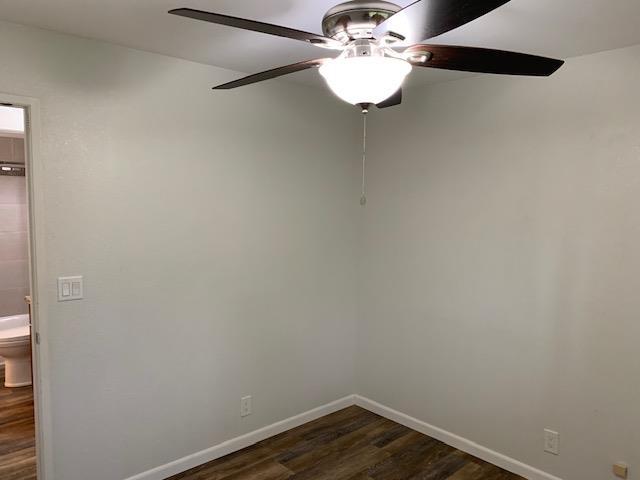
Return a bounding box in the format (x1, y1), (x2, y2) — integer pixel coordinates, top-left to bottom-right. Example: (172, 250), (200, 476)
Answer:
(319, 56), (412, 106)
(172, 1), (565, 98)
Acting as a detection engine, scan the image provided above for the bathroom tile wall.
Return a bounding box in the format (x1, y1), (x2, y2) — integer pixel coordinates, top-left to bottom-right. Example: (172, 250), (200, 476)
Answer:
(0, 136), (25, 162)
(0, 171), (29, 317)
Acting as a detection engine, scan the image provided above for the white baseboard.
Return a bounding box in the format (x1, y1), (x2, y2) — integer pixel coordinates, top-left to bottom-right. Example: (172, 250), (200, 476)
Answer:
(124, 394), (561, 480)
(354, 395), (562, 480)
(124, 395), (356, 480)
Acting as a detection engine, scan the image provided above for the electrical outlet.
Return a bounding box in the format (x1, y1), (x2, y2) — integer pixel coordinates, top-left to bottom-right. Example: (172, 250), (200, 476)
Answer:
(544, 429), (559, 455)
(240, 396), (252, 417)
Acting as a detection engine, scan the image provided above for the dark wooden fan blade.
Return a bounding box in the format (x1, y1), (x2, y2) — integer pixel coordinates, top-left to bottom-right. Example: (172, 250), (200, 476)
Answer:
(376, 89), (403, 109)
(405, 45), (564, 76)
(170, 8), (342, 49)
(213, 59), (329, 90)
(374, 0), (511, 45)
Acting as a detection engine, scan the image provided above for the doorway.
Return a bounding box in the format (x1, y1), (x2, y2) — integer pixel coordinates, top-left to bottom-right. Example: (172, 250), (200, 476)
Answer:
(0, 104), (35, 479)
(0, 93), (53, 480)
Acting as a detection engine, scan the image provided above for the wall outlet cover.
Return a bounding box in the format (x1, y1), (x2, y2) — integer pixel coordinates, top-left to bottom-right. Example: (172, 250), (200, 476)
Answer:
(240, 396), (252, 417)
(543, 429), (559, 455)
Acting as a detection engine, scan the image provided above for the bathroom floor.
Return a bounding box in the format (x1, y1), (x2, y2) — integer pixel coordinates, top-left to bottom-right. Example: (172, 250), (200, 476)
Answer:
(0, 365), (36, 480)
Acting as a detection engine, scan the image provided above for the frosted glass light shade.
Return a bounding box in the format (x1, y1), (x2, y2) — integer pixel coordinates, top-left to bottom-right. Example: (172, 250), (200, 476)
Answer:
(319, 56), (412, 106)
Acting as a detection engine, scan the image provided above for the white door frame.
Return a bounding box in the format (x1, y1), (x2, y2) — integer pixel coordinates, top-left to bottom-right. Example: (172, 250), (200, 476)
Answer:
(1, 92), (54, 480)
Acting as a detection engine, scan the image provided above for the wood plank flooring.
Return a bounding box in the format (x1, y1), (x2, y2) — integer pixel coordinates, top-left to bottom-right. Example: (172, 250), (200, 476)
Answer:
(0, 365), (36, 480)
(168, 406), (524, 480)
(0, 371), (525, 480)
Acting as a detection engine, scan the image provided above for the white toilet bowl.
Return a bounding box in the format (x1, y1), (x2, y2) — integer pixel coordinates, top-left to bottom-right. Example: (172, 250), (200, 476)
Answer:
(0, 314), (32, 388)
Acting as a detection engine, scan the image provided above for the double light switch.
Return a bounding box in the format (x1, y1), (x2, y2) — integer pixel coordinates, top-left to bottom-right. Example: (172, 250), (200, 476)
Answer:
(58, 276), (83, 301)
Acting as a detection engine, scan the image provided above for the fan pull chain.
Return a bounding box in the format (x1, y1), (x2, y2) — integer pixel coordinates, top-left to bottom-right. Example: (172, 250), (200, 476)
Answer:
(360, 110), (368, 206)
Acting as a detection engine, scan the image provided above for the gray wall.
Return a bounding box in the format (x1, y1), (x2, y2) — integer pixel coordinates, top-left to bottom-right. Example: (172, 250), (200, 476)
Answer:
(0, 21), (360, 480)
(357, 44), (640, 480)
(0, 173), (29, 317)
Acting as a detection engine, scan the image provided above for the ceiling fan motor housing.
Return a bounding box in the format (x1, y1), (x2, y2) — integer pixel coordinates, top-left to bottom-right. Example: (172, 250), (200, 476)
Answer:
(322, 0), (402, 43)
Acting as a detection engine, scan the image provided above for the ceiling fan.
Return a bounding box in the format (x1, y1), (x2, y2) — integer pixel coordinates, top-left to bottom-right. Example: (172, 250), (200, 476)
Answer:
(169, 0), (564, 111)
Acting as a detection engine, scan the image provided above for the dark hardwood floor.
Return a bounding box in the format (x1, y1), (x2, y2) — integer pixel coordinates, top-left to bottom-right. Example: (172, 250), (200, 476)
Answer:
(0, 371), (524, 480)
(168, 405), (524, 480)
(0, 365), (36, 480)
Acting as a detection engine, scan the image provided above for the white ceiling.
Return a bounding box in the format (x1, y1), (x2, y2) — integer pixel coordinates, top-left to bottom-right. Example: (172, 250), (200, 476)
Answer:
(1, 0), (639, 89)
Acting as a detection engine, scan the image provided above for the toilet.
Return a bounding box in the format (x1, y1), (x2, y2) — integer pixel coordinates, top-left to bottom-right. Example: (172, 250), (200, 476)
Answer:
(0, 314), (32, 388)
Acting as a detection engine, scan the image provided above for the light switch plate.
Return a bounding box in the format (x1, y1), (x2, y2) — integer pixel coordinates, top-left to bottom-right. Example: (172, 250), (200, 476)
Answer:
(58, 276), (83, 301)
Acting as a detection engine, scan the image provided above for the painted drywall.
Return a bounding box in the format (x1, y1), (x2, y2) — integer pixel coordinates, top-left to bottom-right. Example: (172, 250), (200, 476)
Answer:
(0, 173), (29, 318)
(0, 21), (360, 480)
(357, 44), (640, 480)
